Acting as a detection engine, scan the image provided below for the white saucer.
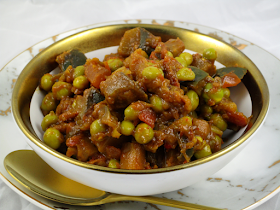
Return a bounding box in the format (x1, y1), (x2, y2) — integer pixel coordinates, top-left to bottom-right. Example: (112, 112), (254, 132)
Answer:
(0, 19), (279, 210)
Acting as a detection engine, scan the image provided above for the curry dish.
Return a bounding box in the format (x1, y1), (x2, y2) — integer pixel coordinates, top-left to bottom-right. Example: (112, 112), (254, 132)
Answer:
(39, 27), (249, 169)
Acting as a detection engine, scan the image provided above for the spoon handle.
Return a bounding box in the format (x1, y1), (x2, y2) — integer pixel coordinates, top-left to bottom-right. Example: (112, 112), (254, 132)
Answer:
(100, 194), (223, 210)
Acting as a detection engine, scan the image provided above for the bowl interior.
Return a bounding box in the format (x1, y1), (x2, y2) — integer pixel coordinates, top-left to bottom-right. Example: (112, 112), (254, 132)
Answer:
(30, 46), (252, 149)
(12, 24), (269, 174)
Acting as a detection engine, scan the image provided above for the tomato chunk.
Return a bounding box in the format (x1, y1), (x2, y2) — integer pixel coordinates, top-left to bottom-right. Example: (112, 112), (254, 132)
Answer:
(138, 108), (156, 128)
(226, 111), (248, 127)
(222, 72), (241, 88)
(85, 64), (111, 89)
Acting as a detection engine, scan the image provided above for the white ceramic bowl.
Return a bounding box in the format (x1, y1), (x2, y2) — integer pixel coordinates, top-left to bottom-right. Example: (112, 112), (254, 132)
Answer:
(12, 24), (269, 196)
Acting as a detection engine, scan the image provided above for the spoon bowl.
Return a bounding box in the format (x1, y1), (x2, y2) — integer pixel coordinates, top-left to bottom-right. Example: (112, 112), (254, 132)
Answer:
(4, 150), (222, 210)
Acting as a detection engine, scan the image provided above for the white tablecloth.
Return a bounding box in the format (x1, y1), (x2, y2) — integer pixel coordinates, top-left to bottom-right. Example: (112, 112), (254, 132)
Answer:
(0, 0), (279, 209)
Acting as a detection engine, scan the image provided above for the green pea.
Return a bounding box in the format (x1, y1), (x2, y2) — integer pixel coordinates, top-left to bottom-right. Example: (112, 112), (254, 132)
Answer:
(40, 73), (54, 92)
(210, 113), (227, 131)
(178, 116), (192, 126)
(147, 62), (155, 66)
(150, 95), (163, 112)
(146, 63), (164, 76)
(108, 159), (120, 169)
(121, 120), (135, 136)
(223, 88), (230, 98)
(195, 135), (203, 143)
(73, 65), (85, 78)
(215, 135), (222, 144)
(52, 81), (72, 100)
(175, 57), (187, 67)
(204, 82), (213, 91)
(213, 135), (222, 146)
(200, 105), (213, 119)
(211, 125), (223, 137)
(43, 128), (64, 150)
(189, 111), (198, 118)
(90, 119), (106, 136)
(140, 50), (149, 59)
(158, 68), (164, 77)
(142, 66), (163, 80)
(73, 75), (89, 89)
(211, 88), (224, 103)
(186, 90), (199, 111)
(134, 123), (154, 144)
(176, 67), (195, 81)
(41, 111), (58, 131)
(202, 83), (212, 101)
(209, 135), (222, 152)
(194, 144), (212, 159)
(72, 99), (77, 108)
(203, 48), (217, 60)
(56, 88), (71, 99)
(155, 46), (162, 53)
(107, 58), (123, 72)
(166, 51), (173, 57)
(203, 83), (224, 103)
(124, 105), (138, 121)
(41, 92), (57, 113)
(179, 52), (193, 66)
(194, 135), (207, 150)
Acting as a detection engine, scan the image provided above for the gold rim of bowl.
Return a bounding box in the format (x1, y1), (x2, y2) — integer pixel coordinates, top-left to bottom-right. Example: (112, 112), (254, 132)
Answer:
(11, 24), (269, 174)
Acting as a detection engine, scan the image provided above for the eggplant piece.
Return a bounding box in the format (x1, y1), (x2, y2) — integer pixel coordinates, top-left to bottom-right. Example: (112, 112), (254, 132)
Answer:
(185, 148), (194, 158)
(177, 148), (194, 163)
(216, 67), (247, 79)
(84, 87), (105, 109)
(56, 49), (87, 72)
(120, 142), (146, 170)
(100, 71), (148, 109)
(72, 87), (105, 131)
(164, 38), (185, 57)
(146, 151), (158, 167)
(87, 90), (105, 109)
(191, 53), (216, 76)
(138, 28), (156, 56)
(118, 27), (161, 57)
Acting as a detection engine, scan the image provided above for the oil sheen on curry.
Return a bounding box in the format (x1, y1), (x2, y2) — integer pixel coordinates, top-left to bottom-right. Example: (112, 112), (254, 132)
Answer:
(39, 27), (249, 170)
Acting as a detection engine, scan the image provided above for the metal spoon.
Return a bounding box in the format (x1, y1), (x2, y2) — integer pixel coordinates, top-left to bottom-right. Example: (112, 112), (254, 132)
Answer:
(4, 150), (222, 210)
